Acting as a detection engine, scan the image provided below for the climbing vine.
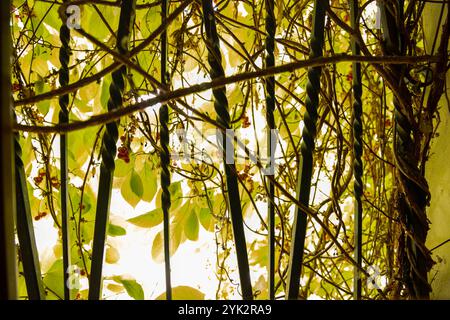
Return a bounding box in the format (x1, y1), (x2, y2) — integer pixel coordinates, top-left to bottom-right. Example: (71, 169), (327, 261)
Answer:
(7, 0), (449, 300)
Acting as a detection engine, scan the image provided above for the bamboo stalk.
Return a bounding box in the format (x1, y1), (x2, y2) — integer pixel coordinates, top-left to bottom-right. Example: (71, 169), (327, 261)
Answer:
(350, 0), (363, 300)
(0, 0), (18, 300)
(286, 0), (328, 300)
(89, 0), (136, 300)
(201, 0), (253, 300)
(264, 0), (276, 300)
(160, 0), (172, 301)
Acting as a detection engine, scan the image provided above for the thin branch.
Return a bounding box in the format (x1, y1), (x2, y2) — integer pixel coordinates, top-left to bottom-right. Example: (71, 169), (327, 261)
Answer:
(14, 54), (439, 134)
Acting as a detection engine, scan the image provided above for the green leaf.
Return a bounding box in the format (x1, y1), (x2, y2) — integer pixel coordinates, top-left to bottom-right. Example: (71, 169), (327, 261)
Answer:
(33, 56), (50, 77)
(121, 170), (143, 208)
(86, 6), (117, 42)
(184, 210), (199, 241)
(108, 224), (126, 237)
(115, 153), (134, 178)
(141, 160), (157, 202)
(155, 180), (183, 210)
(228, 84), (244, 107)
(169, 181), (183, 209)
(127, 208), (163, 228)
(145, 6), (161, 33)
(68, 125), (95, 167)
(100, 77), (111, 111)
(43, 259), (64, 300)
(37, 99), (50, 116)
(130, 170), (144, 198)
(198, 208), (215, 232)
(250, 243), (269, 268)
(155, 286), (205, 300)
(35, 76), (45, 93)
(33, 1), (60, 32)
(78, 82), (98, 104)
(17, 272), (28, 300)
(120, 279), (145, 300)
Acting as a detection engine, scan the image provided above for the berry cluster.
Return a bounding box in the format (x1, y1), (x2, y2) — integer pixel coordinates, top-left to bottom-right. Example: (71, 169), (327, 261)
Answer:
(117, 146), (130, 163)
(33, 170), (46, 185)
(237, 164), (254, 193)
(12, 3), (36, 20)
(33, 170), (60, 188)
(50, 176), (60, 188)
(34, 212), (47, 221)
(12, 82), (21, 92)
(242, 114), (251, 128)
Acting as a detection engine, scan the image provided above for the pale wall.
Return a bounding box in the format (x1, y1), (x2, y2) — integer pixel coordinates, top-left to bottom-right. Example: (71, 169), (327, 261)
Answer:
(423, 3), (450, 299)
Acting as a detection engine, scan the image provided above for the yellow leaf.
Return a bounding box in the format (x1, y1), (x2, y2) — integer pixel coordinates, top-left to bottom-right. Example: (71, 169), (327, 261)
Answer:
(151, 222), (182, 263)
(105, 246), (120, 264)
(107, 283), (124, 293)
(155, 286), (205, 300)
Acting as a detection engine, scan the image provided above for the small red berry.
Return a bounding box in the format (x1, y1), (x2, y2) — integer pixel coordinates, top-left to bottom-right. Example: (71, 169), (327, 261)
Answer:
(347, 72), (353, 82)
(33, 176), (43, 184)
(385, 119), (392, 127)
(12, 83), (21, 92)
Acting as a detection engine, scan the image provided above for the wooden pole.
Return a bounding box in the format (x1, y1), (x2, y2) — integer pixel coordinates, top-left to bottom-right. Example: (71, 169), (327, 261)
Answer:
(0, 0), (18, 300)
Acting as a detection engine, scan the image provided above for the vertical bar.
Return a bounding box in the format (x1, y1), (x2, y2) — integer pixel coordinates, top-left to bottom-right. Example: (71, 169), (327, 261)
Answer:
(15, 131), (46, 299)
(350, 0), (363, 300)
(0, 0), (18, 300)
(59, 1), (72, 300)
(201, 0), (253, 300)
(264, 0), (276, 300)
(89, 0), (136, 300)
(159, 0), (172, 301)
(286, 0), (328, 300)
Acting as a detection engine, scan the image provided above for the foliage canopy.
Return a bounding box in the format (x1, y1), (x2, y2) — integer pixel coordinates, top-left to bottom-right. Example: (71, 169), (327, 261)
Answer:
(9, 0), (449, 300)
